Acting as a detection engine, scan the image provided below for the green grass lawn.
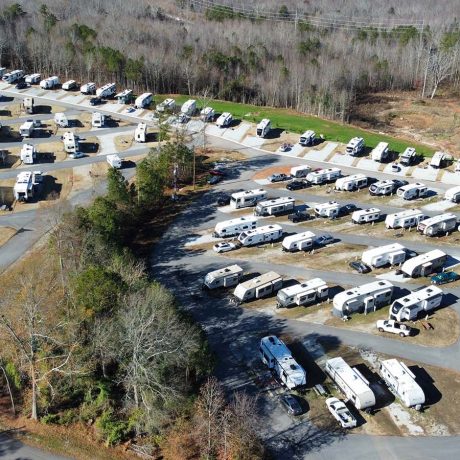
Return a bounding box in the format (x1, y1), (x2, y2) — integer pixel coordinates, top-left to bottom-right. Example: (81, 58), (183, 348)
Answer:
(156, 94), (435, 157)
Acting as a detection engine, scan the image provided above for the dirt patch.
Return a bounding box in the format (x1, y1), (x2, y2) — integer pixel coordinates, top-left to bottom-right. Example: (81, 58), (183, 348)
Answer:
(196, 148), (248, 164)
(252, 165), (293, 181)
(0, 227), (17, 246)
(35, 141), (67, 163)
(263, 132), (300, 152)
(114, 134), (134, 152)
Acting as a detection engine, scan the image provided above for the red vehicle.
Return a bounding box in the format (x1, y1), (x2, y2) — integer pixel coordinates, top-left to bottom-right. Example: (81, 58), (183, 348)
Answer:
(209, 169), (226, 176)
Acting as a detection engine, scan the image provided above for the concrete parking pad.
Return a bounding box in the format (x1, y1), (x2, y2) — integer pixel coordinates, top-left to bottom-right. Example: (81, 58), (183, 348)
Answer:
(412, 167), (439, 182)
(223, 123), (252, 142)
(330, 153), (355, 167)
(304, 142), (338, 161)
(441, 171), (460, 186)
(242, 135), (267, 148)
(356, 158), (382, 172)
(275, 144), (305, 157)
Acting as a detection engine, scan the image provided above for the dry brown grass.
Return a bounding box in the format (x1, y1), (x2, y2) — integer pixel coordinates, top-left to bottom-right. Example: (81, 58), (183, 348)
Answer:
(0, 227), (17, 246)
(114, 134), (134, 152)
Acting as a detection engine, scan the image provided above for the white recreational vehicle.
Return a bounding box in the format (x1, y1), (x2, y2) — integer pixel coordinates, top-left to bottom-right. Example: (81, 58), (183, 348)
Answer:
(352, 208), (381, 224)
(134, 92), (153, 109)
(430, 151), (451, 169)
(80, 82), (96, 95)
(332, 280), (394, 317)
(369, 179), (402, 196)
(417, 214), (458, 236)
(371, 142), (390, 162)
(92, 112), (105, 128)
(215, 112), (232, 128)
(282, 231), (316, 252)
(203, 264), (243, 290)
(335, 174), (368, 191)
(254, 197), (295, 216)
(14, 171), (42, 202)
(40, 76), (59, 89)
(23, 97), (34, 114)
(25, 73), (41, 84)
(325, 357), (376, 410)
(213, 216), (257, 238)
(107, 154), (122, 169)
(361, 243), (407, 268)
(276, 278), (328, 308)
(96, 83), (116, 98)
(397, 183), (428, 200)
(314, 201), (341, 219)
(299, 130), (316, 146)
(20, 144), (37, 164)
(385, 209), (425, 229)
(115, 89), (134, 104)
(2, 69), (24, 84)
(62, 132), (79, 153)
(260, 336), (306, 389)
(200, 106), (215, 122)
(54, 112), (69, 128)
(62, 80), (77, 91)
(345, 137), (364, 156)
(234, 272), (283, 302)
(444, 186), (460, 203)
(290, 164), (311, 178)
(379, 359), (425, 408)
(156, 98), (176, 112)
(238, 224), (283, 247)
(19, 121), (35, 138)
(0, 67), (5, 78)
(134, 122), (147, 143)
(307, 168), (341, 185)
(400, 249), (447, 278)
(389, 286), (443, 321)
(400, 147), (417, 166)
(256, 119), (271, 138)
(181, 99), (196, 116)
(230, 189), (267, 209)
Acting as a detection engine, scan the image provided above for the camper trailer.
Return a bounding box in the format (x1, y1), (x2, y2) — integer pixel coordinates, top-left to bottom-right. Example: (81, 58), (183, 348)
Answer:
(134, 92), (153, 109)
(397, 183), (428, 200)
(54, 113), (69, 128)
(276, 278), (328, 308)
(25, 73), (41, 84)
(213, 216), (258, 238)
(400, 250), (447, 278)
(256, 119), (271, 138)
(107, 154), (122, 169)
(385, 209), (425, 229)
(400, 147), (418, 166)
(430, 151), (451, 169)
(115, 89), (134, 104)
(314, 201), (341, 219)
(91, 112), (105, 128)
(96, 83), (116, 98)
(379, 359), (425, 408)
(299, 130), (316, 146)
(290, 165), (311, 178)
(156, 98), (175, 112)
(13, 171), (42, 202)
(335, 174), (368, 191)
(23, 97), (34, 114)
(62, 132), (79, 153)
(282, 231), (316, 252)
(230, 189), (267, 209)
(0, 67), (5, 78)
(254, 197), (295, 216)
(40, 76), (59, 89)
(369, 179), (404, 196)
(417, 214), (457, 236)
(237, 224), (283, 247)
(444, 186), (460, 203)
(134, 123), (147, 143)
(234, 272), (283, 302)
(345, 137), (364, 156)
(181, 99), (196, 116)
(325, 357), (376, 410)
(215, 112), (232, 128)
(332, 280), (394, 317)
(371, 142), (390, 162)
(200, 107), (215, 122)
(80, 82), (96, 95)
(19, 121), (34, 138)
(20, 144), (37, 164)
(260, 336), (306, 389)
(389, 286), (443, 321)
(62, 80), (77, 91)
(307, 168), (341, 185)
(203, 265), (243, 290)
(351, 208), (381, 224)
(2, 69), (24, 84)
(361, 243), (407, 268)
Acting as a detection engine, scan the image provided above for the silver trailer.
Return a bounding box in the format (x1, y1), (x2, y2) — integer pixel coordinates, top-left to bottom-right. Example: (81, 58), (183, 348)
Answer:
(417, 214), (457, 236)
(234, 271), (282, 302)
(203, 264), (243, 290)
(400, 249), (447, 278)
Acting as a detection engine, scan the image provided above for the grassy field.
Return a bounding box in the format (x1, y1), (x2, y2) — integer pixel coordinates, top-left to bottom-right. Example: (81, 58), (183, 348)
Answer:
(156, 94), (436, 157)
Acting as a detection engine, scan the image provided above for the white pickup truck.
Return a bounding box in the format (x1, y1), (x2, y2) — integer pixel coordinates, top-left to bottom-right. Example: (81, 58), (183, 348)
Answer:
(376, 319), (411, 337)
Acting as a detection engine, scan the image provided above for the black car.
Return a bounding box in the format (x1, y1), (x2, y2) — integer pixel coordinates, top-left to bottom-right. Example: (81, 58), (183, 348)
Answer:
(15, 81), (29, 89)
(207, 175), (222, 185)
(217, 194), (230, 206)
(280, 394), (303, 416)
(339, 203), (360, 216)
(349, 261), (371, 274)
(288, 210), (311, 223)
(286, 180), (309, 191)
(89, 97), (102, 106)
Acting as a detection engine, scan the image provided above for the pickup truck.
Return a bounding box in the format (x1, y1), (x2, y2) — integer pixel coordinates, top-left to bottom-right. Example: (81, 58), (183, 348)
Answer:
(288, 210), (311, 223)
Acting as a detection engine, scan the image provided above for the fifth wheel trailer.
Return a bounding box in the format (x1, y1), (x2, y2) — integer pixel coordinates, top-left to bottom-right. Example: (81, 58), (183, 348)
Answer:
(2, 69), (24, 83)
(230, 189), (267, 209)
(371, 142), (390, 162)
(40, 76), (59, 89)
(361, 243), (407, 268)
(203, 265), (243, 290)
(215, 112), (232, 128)
(299, 130), (316, 146)
(290, 164), (311, 178)
(254, 197), (295, 216)
(234, 271), (282, 302)
(335, 174), (368, 191)
(237, 224), (283, 247)
(417, 214), (458, 236)
(276, 278), (328, 308)
(400, 249), (447, 278)
(389, 286), (443, 322)
(385, 209), (425, 229)
(96, 83), (116, 98)
(213, 216), (257, 238)
(134, 92), (153, 109)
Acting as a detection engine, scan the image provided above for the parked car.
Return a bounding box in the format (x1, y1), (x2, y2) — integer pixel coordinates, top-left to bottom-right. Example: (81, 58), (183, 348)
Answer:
(349, 261), (371, 274)
(391, 163), (401, 172)
(213, 242), (236, 253)
(268, 173), (289, 183)
(89, 97), (102, 106)
(376, 319), (412, 337)
(208, 175), (222, 185)
(216, 194), (231, 206)
(288, 210), (311, 223)
(315, 234), (334, 246)
(431, 271), (459, 285)
(15, 81), (30, 89)
(338, 203), (360, 216)
(280, 143), (293, 152)
(69, 151), (84, 159)
(326, 398), (357, 429)
(286, 180), (309, 191)
(280, 394), (303, 416)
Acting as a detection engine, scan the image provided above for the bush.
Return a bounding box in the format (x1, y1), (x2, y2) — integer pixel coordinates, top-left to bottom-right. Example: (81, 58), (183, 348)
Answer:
(95, 409), (129, 446)
(41, 413), (60, 424)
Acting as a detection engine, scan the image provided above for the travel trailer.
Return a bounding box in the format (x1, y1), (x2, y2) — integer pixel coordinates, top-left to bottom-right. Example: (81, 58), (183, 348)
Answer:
(80, 82), (96, 95)
(444, 186), (460, 203)
(25, 73), (41, 84)
(237, 224), (283, 247)
(107, 154), (122, 169)
(20, 144), (37, 164)
(134, 122), (147, 143)
(335, 174), (368, 191)
(371, 142), (390, 162)
(307, 168), (341, 185)
(230, 189), (267, 209)
(379, 359), (425, 408)
(256, 119), (271, 138)
(430, 151), (451, 169)
(19, 121), (34, 138)
(134, 92), (153, 109)
(345, 137), (364, 156)
(62, 80), (77, 91)
(299, 130), (316, 146)
(213, 216), (258, 238)
(369, 179), (403, 196)
(400, 147), (418, 166)
(400, 249), (447, 278)
(215, 112), (232, 127)
(361, 243), (407, 268)
(14, 171), (42, 202)
(260, 336), (306, 389)
(332, 280), (394, 317)
(203, 265), (244, 290)
(23, 97), (34, 114)
(282, 231), (316, 252)
(352, 208), (381, 224)
(290, 165), (311, 178)
(40, 76), (59, 89)
(385, 209), (425, 229)
(200, 106), (215, 122)
(276, 278), (328, 308)
(2, 69), (24, 84)
(96, 83), (116, 98)
(62, 132), (79, 153)
(54, 112), (69, 128)
(91, 112), (105, 128)
(314, 201), (341, 219)
(234, 272), (282, 302)
(181, 99), (196, 116)
(156, 98), (176, 112)
(389, 286), (443, 321)
(254, 197), (295, 216)
(0, 67), (5, 78)
(417, 214), (458, 236)
(115, 89), (134, 104)
(325, 357), (376, 410)
(397, 183), (428, 200)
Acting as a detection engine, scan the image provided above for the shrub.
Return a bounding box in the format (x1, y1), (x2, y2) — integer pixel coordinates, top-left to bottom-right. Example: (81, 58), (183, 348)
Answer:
(95, 409), (129, 446)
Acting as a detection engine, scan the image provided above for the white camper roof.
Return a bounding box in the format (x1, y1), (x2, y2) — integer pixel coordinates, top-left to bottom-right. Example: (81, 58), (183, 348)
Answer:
(419, 213), (457, 227)
(386, 209), (423, 220)
(362, 243), (406, 261)
(279, 278), (327, 297)
(257, 197), (295, 207)
(308, 167), (341, 178)
(21, 144), (35, 155)
(300, 130), (315, 139)
(445, 186), (460, 200)
(214, 216), (257, 232)
(14, 171), (33, 193)
(116, 89), (133, 98)
(347, 137), (364, 148)
(401, 147), (416, 158)
(181, 99), (196, 111)
(336, 174), (366, 186)
(393, 286), (443, 309)
(20, 121), (34, 130)
(334, 280), (393, 305)
(401, 250), (447, 274)
(201, 106), (214, 115)
(136, 122), (147, 132)
(237, 271), (281, 291)
(398, 182), (426, 192)
(205, 264), (243, 282)
(315, 201), (340, 211)
(231, 189), (266, 200)
(352, 207), (381, 217)
(326, 357), (372, 395)
(282, 231), (315, 246)
(257, 119), (271, 130)
(240, 224), (282, 238)
(372, 142), (389, 154)
(380, 359), (424, 400)
(290, 164), (311, 174)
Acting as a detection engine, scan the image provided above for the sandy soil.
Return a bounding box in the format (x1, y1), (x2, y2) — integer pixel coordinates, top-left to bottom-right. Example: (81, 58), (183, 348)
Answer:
(0, 227), (17, 247)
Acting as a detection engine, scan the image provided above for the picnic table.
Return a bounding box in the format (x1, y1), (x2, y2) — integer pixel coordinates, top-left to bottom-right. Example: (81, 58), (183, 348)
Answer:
(421, 321), (434, 330)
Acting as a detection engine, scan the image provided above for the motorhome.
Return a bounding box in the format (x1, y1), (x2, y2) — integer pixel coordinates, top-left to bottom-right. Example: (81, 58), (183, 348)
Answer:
(335, 174), (368, 191)
(369, 179), (403, 196)
(13, 171), (42, 201)
(307, 168), (341, 185)
(389, 286), (443, 321)
(444, 186), (460, 203)
(400, 249), (447, 278)
(40, 76), (59, 89)
(299, 130), (316, 146)
(115, 89), (134, 104)
(62, 132), (79, 153)
(352, 208), (381, 224)
(80, 82), (96, 95)
(20, 144), (37, 164)
(332, 280), (394, 317)
(345, 137), (364, 156)
(237, 224), (283, 247)
(203, 265), (243, 290)
(213, 216), (258, 238)
(134, 122), (147, 143)
(25, 73), (41, 84)
(181, 99), (196, 116)
(23, 97), (34, 114)
(361, 243), (407, 268)
(230, 189), (267, 209)
(397, 183), (428, 200)
(400, 147), (418, 166)
(254, 197), (295, 217)
(371, 142), (390, 162)
(276, 278), (328, 308)
(290, 165), (311, 178)
(260, 336), (306, 389)
(314, 201), (341, 219)
(96, 83), (116, 98)
(256, 119), (271, 138)
(417, 214), (458, 236)
(156, 98), (175, 112)
(2, 69), (24, 84)
(234, 272), (283, 302)
(325, 357), (376, 410)
(91, 112), (105, 128)
(379, 359), (425, 408)
(134, 92), (153, 109)
(107, 154), (122, 169)
(385, 209), (425, 229)
(430, 151), (451, 169)
(215, 112), (232, 128)
(200, 106), (215, 122)
(62, 80), (77, 91)
(282, 231), (316, 252)
(54, 112), (69, 128)
(19, 121), (34, 138)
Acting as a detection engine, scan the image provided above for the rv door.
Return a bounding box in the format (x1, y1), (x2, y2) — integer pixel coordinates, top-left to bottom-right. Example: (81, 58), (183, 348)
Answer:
(420, 262), (433, 277)
(364, 296), (375, 314)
